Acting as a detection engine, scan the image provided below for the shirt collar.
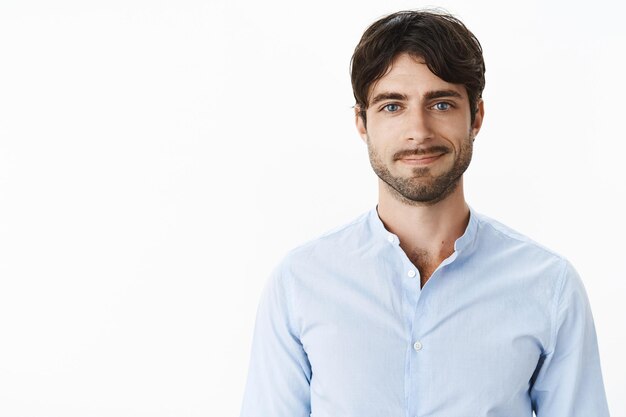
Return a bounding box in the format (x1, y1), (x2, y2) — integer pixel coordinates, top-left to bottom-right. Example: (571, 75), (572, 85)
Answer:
(367, 205), (479, 254)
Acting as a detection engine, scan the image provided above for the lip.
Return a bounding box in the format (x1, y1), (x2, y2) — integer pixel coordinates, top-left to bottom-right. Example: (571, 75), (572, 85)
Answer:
(398, 153), (445, 165)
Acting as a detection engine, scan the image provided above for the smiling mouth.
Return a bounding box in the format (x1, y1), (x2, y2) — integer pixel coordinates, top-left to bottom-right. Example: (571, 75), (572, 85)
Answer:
(397, 153), (446, 165)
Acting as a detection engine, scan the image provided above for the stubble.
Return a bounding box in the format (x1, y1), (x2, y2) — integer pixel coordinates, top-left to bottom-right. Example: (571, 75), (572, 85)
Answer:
(367, 133), (474, 206)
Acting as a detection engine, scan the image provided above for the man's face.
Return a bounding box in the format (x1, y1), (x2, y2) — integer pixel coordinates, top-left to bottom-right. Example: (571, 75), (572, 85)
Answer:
(356, 53), (484, 205)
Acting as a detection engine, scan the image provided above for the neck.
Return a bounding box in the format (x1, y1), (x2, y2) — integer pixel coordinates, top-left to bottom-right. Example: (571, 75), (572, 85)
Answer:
(377, 178), (470, 260)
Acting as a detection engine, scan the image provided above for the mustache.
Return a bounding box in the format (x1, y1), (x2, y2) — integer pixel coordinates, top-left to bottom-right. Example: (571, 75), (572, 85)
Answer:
(393, 146), (451, 160)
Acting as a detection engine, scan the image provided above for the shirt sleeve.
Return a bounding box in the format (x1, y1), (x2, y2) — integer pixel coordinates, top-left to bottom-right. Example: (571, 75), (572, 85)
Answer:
(530, 260), (610, 416)
(239, 265), (312, 417)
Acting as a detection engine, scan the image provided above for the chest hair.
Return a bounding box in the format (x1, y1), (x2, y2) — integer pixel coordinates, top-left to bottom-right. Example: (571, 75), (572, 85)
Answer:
(406, 246), (450, 287)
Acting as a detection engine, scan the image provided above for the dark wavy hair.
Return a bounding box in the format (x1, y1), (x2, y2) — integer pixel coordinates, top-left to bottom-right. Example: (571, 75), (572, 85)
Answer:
(350, 10), (485, 124)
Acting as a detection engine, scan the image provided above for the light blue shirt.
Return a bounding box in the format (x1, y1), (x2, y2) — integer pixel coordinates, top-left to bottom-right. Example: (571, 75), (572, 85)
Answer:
(240, 207), (609, 417)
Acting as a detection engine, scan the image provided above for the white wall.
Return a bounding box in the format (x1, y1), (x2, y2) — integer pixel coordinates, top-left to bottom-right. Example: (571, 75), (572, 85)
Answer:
(0, 0), (624, 416)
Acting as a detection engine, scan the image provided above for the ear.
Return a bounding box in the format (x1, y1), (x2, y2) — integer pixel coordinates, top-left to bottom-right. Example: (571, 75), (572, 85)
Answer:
(471, 99), (485, 138)
(354, 106), (368, 143)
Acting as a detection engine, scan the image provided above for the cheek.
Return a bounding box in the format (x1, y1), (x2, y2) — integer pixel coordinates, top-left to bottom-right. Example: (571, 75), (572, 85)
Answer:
(367, 140), (398, 165)
(365, 118), (400, 142)
(439, 123), (472, 148)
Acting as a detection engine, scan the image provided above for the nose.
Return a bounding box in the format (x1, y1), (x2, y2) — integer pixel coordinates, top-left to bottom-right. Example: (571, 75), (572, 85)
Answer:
(403, 107), (434, 142)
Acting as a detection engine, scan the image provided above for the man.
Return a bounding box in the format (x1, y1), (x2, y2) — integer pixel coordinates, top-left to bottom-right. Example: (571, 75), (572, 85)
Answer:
(240, 10), (609, 417)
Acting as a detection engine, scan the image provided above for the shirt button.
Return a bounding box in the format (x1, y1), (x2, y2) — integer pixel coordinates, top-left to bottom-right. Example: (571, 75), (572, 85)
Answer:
(407, 269), (416, 278)
(387, 234), (395, 243)
(413, 341), (423, 351)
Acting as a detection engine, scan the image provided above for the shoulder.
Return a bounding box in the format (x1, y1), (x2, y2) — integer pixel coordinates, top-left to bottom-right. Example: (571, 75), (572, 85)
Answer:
(471, 211), (589, 324)
(470, 210), (581, 293)
(268, 210), (376, 288)
(283, 210), (372, 261)
(473, 210), (567, 263)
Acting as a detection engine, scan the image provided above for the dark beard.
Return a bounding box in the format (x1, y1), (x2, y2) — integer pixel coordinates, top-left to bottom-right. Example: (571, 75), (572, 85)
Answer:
(368, 135), (473, 206)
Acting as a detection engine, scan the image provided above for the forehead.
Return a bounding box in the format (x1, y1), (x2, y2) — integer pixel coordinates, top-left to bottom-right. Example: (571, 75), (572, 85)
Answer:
(368, 53), (468, 101)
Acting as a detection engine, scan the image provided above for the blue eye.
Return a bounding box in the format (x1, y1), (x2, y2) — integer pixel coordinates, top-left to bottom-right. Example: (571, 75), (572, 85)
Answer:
(383, 103), (400, 112)
(433, 102), (451, 111)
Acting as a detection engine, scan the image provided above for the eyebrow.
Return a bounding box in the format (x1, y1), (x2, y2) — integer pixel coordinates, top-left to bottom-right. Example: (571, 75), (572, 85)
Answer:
(369, 92), (408, 106)
(423, 89), (463, 101)
(369, 89), (463, 106)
